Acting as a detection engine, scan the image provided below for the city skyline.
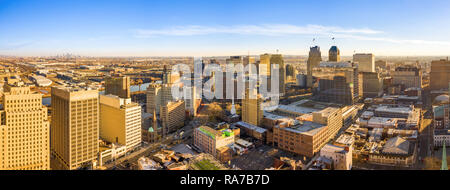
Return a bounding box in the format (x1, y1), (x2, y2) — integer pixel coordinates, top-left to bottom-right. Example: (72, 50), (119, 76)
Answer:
(1, 0), (450, 57)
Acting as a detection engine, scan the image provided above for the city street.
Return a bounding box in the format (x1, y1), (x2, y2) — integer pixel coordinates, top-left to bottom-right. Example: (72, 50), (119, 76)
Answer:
(416, 111), (433, 169)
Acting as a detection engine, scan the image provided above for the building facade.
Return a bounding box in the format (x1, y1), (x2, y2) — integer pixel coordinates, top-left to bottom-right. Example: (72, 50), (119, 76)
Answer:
(307, 46), (322, 88)
(430, 59), (450, 91)
(160, 100), (185, 135)
(391, 66), (422, 89)
(359, 72), (383, 98)
(242, 89), (263, 126)
(194, 126), (235, 157)
(104, 76), (131, 99)
(353, 53), (375, 73)
(328, 46), (340, 62)
(0, 85), (50, 170)
(313, 62), (359, 105)
(51, 87), (99, 170)
(320, 144), (352, 170)
(99, 95), (142, 151)
(272, 120), (329, 158)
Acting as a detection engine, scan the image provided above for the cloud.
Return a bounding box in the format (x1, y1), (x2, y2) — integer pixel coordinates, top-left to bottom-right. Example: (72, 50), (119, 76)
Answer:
(132, 24), (450, 46)
(335, 34), (450, 46)
(0, 41), (34, 50)
(132, 24), (383, 38)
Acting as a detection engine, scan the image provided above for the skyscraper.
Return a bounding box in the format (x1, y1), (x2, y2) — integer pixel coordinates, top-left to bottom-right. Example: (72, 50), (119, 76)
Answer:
(307, 46), (322, 88)
(329, 46), (340, 62)
(259, 53), (285, 94)
(259, 53), (271, 76)
(313, 62), (359, 105)
(353, 53), (375, 73)
(104, 76), (131, 99)
(242, 88), (263, 126)
(99, 95), (142, 151)
(160, 100), (185, 136)
(0, 85), (50, 170)
(146, 83), (162, 114)
(146, 83), (173, 114)
(51, 87), (99, 170)
(271, 54), (286, 95)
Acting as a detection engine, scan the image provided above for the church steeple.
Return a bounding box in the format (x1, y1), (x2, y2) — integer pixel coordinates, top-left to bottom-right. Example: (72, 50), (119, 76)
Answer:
(442, 141), (448, 170)
(152, 109), (158, 132)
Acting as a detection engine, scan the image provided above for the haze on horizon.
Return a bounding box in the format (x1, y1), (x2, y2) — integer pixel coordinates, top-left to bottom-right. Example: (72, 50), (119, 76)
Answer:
(1, 0), (450, 57)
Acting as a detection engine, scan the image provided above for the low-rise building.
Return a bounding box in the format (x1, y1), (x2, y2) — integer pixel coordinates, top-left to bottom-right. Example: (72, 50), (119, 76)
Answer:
(320, 144), (352, 170)
(368, 136), (416, 167)
(434, 129), (450, 147)
(193, 126), (235, 158)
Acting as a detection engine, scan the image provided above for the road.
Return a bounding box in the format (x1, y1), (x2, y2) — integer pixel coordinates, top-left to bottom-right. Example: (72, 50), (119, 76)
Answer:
(416, 110), (433, 169)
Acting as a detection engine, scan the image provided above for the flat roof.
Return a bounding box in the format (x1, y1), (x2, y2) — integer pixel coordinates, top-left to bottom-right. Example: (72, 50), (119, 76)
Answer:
(279, 121), (326, 136)
(375, 106), (412, 115)
(263, 111), (289, 120)
(235, 121), (267, 134)
(276, 104), (319, 115)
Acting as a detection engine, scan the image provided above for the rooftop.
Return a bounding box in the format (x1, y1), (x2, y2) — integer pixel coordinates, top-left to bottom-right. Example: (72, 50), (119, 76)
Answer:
(382, 136), (413, 155)
(235, 121), (267, 134)
(375, 105), (412, 115)
(279, 120), (326, 136)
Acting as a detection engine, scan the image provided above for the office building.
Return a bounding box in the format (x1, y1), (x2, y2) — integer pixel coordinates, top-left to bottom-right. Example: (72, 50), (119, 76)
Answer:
(0, 85), (50, 170)
(312, 107), (343, 140)
(146, 82), (173, 114)
(359, 72), (383, 98)
(104, 76), (131, 99)
(271, 54), (286, 95)
(146, 83), (162, 114)
(391, 66), (422, 89)
(273, 120), (329, 157)
(242, 88), (263, 126)
(353, 53), (375, 73)
(259, 54), (286, 94)
(99, 95), (142, 151)
(226, 56), (243, 65)
(160, 100), (185, 135)
(329, 46), (340, 62)
(51, 87), (99, 170)
(430, 59), (450, 91)
(375, 60), (387, 70)
(307, 46), (322, 88)
(313, 62), (359, 105)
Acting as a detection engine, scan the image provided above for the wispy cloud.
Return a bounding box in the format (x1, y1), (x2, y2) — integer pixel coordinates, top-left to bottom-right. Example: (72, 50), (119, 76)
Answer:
(0, 41), (34, 50)
(132, 24), (450, 46)
(132, 24), (383, 38)
(336, 34), (450, 46)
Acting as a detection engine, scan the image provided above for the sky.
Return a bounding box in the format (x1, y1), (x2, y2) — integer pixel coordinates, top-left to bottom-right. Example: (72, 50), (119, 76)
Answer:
(1, 0), (450, 57)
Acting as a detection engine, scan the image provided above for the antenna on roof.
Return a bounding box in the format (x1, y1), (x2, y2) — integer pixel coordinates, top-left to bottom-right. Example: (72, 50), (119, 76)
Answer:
(332, 37), (336, 45)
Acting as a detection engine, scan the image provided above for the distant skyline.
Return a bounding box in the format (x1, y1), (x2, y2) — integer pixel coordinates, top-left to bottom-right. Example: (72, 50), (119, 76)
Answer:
(1, 0), (450, 56)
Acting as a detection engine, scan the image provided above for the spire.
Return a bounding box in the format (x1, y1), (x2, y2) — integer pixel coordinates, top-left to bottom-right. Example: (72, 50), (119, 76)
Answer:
(442, 141), (448, 170)
(152, 109), (158, 131)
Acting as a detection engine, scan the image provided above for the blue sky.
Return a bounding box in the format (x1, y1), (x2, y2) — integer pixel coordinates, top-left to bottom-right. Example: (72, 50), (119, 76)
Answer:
(1, 0), (450, 56)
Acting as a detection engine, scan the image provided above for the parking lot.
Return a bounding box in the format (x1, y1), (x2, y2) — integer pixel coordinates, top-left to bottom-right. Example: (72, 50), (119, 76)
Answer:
(229, 145), (297, 170)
